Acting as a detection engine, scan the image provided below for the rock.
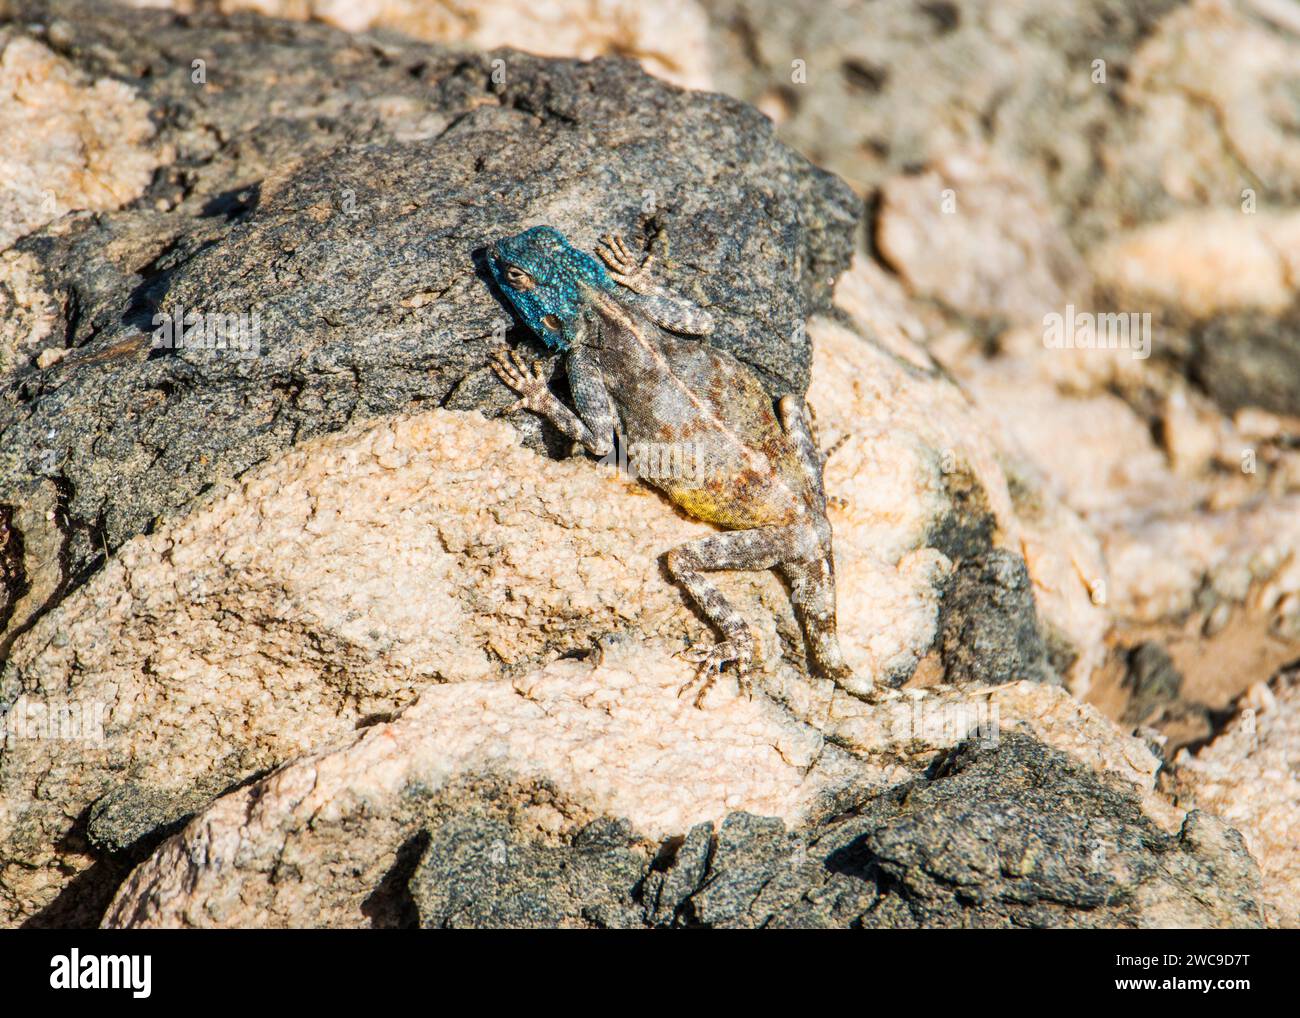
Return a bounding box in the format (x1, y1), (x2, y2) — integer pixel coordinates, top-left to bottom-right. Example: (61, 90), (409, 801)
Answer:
(1102, 498), (1300, 708)
(0, 6), (1113, 924)
(705, 0), (1300, 248)
(0, 478), (64, 661)
(127, 0), (1300, 256)
(813, 265), (1110, 696)
(1121, 642), (1183, 727)
(938, 549), (1053, 687)
(92, 643), (858, 928)
(128, 0), (713, 89)
(410, 809), (649, 929)
(0, 250), (60, 376)
(1174, 668), (1300, 928)
(2, 259), (1117, 923)
(947, 299), (1300, 726)
(1088, 210), (1300, 414)
(103, 729), (1264, 928)
(0, 0), (857, 651)
(707, 0), (1300, 423)
(842, 735), (1262, 929)
(0, 32), (164, 251)
(2, 0), (1288, 932)
(1160, 387), (1230, 477)
(875, 149), (1088, 326)
(1089, 211), (1300, 323)
(1190, 304), (1300, 416)
(956, 344), (1178, 517)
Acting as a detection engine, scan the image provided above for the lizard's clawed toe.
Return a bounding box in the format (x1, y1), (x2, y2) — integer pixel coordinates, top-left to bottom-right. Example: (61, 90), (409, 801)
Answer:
(491, 348), (553, 413)
(823, 432), (852, 462)
(825, 666), (887, 704)
(490, 350), (522, 387)
(596, 233), (654, 292)
(676, 639), (753, 708)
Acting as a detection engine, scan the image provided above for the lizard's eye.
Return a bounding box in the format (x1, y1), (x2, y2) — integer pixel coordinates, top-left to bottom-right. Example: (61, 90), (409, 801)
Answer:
(541, 314), (561, 331)
(504, 265), (535, 290)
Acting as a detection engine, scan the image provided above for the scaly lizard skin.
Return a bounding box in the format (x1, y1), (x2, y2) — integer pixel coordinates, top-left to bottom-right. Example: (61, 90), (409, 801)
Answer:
(486, 226), (873, 705)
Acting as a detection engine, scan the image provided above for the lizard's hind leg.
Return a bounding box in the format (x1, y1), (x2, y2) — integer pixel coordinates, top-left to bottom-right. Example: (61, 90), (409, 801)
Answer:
(778, 394), (823, 492)
(666, 525), (804, 707)
(778, 395), (876, 700)
(782, 556), (868, 695)
(779, 394), (850, 508)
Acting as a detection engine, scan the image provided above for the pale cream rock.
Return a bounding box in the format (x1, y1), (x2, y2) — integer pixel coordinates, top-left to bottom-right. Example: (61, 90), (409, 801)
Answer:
(0, 409), (704, 925)
(0, 35), (164, 250)
(772, 674), (1174, 824)
(972, 338), (1300, 681)
(1176, 672), (1300, 928)
(125, 0), (713, 89)
(825, 258), (1111, 695)
(99, 665), (1174, 928)
(1105, 499), (1300, 628)
(33, 347), (67, 370)
(1089, 210), (1300, 320)
(99, 644), (852, 927)
(960, 350), (1180, 520)
(0, 249), (59, 374)
(945, 296), (1300, 714)
(875, 147), (1089, 324)
(1161, 387), (1232, 478)
(1118, 0), (1300, 213)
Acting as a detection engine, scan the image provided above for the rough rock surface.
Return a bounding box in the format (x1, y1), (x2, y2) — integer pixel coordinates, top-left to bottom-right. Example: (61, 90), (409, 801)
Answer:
(117, 0), (1300, 415)
(124, 0), (714, 89)
(705, 0), (1300, 243)
(0, 0), (855, 652)
(938, 550), (1054, 687)
(0, 1), (1059, 929)
(1175, 668), (1300, 929)
(103, 730), (1262, 929)
(1089, 210), (1300, 415)
(2, 258), (1114, 926)
(957, 326), (1300, 720)
(1, 0), (1292, 930)
(0, 32), (164, 254)
(875, 149), (1088, 327)
(707, 0), (1300, 418)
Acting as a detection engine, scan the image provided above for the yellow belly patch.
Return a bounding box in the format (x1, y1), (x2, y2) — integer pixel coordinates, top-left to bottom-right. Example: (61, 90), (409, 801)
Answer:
(663, 482), (793, 529)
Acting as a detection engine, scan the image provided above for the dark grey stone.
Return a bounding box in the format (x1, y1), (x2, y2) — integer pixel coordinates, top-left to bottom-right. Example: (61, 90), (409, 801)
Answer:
(410, 810), (647, 929)
(939, 548), (1055, 686)
(640, 821), (713, 926)
(1122, 641), (1184, 726)
(403, 733), (1265, 928)
(1189, 304), (1300, 416)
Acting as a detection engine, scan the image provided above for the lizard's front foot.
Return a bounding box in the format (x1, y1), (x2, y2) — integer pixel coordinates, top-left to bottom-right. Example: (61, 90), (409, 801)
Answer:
(597, 233), (655, 294)
(491, 348), (554, 414)
(676, 636), (753, 708)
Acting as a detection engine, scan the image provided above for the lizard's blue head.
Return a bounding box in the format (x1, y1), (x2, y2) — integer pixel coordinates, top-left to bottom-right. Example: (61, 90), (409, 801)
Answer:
(487, 226), (613, 350)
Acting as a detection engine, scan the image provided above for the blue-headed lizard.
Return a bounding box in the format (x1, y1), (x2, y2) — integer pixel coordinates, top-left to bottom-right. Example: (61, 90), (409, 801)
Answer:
(485, 226), (873, 706)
